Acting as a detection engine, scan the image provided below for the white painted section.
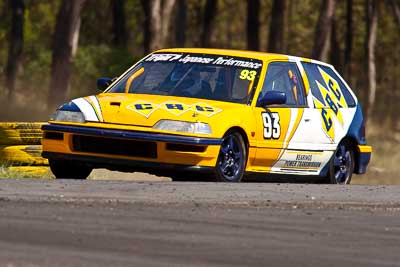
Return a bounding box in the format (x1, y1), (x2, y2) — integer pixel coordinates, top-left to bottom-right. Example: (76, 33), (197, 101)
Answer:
(72, 98), (99, 122)
(270, 150), (334, 175)
(310, 59), (333, 68)
(289, 108), (331, 145)
(288, 55), (301, 63)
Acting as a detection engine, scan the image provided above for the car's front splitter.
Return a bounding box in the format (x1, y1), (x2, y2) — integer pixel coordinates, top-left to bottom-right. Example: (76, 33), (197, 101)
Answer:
(42, 151), (215, 175)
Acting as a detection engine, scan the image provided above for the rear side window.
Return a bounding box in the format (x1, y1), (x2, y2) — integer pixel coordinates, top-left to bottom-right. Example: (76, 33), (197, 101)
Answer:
(302, 62), (356, 107)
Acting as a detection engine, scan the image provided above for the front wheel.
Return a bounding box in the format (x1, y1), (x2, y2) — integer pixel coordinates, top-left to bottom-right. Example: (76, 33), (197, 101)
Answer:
(49, 159), (92, 179)
(215, 132), (247, 182)
(328, 141), (354, 184)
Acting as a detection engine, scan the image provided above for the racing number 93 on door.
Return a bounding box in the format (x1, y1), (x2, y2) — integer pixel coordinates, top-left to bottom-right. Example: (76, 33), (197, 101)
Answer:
(42, 48), (372, 184)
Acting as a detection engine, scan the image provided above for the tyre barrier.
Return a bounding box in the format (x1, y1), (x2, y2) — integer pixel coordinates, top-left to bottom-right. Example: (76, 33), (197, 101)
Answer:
(0, 122), (44, 145)
(0, 145), (48, 166)
(0, 122), (49, 177)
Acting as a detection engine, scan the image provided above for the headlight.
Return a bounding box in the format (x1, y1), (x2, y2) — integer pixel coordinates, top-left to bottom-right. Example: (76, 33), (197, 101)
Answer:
(153, 120), (211, 134)
(52, 110), (85, 123)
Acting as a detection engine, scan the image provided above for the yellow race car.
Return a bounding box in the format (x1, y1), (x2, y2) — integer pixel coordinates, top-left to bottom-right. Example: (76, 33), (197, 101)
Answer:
(42, 48), (372, 183)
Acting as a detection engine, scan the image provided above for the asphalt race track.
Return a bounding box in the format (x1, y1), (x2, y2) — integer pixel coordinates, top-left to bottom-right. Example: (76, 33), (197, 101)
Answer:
(0, 178), (399, 267)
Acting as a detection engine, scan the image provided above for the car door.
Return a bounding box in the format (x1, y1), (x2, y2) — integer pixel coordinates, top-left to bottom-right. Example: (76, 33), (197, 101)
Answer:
(251, 61), (308, 172)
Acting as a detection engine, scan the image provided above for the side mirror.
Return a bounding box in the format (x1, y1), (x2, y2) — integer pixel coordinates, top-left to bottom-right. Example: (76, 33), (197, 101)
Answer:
(97, 77), (112, 91)
(259, 91), (287, 107)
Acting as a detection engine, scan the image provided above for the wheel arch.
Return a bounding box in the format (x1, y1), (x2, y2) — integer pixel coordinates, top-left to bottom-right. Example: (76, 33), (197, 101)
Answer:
(223, 126), (250, 152)
(339, 135), (360, 174)
(216, 126), (249, 182)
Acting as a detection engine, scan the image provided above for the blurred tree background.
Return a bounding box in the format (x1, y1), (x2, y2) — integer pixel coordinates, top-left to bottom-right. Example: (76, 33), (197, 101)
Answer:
(0, 0), (399, 181)
(0, 0), (397, 120)
(0, 0), (399, 122)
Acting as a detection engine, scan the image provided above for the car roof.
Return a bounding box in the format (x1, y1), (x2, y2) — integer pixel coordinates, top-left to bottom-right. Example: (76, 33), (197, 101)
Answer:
(157, 48), (283, 59)
(156, 48), (334, 69)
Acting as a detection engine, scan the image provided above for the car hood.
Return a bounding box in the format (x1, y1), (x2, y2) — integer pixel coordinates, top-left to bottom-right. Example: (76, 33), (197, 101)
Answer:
(72, 93), (247, 128)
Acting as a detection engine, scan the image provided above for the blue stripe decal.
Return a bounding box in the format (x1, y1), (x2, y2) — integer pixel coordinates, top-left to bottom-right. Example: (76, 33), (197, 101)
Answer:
(58, 101), (81, 112)
(42, 124), (222, 145)
(356, 152), (371, 174)
(346, 104), (366, 145)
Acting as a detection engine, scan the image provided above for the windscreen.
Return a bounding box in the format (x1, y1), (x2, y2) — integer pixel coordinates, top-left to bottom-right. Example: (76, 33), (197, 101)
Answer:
(107, 53), (263, 104)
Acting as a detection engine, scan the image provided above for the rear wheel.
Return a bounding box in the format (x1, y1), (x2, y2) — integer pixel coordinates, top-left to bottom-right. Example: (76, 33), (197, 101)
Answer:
(215, 132), (247, 182)
(49, 159), (92, 179)
(329, 141), (354, 184)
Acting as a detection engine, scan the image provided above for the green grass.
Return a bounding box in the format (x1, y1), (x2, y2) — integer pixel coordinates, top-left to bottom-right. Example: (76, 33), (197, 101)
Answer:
(0, 166), (53, 179)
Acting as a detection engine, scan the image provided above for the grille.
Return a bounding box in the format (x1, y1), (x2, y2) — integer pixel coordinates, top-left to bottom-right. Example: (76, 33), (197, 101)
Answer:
(166, 143), (206, 152)
(72, 135), (157, 159)
(44, 131), (64, 140)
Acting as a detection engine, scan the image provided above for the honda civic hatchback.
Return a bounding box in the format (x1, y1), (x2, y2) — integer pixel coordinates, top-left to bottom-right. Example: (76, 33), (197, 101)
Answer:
(42, 48), (372, 184)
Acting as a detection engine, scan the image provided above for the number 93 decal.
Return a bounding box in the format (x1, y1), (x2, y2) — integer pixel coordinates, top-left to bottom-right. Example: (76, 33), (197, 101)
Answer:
(239, 69), (257, 81)
(262, 112), (281, 139)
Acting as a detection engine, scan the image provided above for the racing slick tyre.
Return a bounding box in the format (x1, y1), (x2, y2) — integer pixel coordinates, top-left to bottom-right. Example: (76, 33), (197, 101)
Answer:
(215, 132), (247, 182)
(328, 141), (355, 184)
(49, 159), (92, 179)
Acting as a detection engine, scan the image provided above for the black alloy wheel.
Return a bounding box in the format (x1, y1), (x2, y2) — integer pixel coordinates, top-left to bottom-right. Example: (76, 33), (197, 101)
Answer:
(215, 132), (247, 182)
(329, 141), (354, 184)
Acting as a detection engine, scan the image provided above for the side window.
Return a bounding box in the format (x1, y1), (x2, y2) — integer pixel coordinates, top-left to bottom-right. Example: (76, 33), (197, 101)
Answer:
(302, 62), (356, 107)
(257, 62), (306, 107)
(301, 62), (325, 104)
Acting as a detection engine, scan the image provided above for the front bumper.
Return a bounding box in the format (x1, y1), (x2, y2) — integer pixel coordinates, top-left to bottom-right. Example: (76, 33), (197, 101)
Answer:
(355, 145), (372, 174)
(42, 124), (222, 170)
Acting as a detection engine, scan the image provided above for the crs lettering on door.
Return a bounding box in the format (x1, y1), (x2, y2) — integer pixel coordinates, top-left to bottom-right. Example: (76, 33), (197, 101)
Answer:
(313, 67), (349, 142)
